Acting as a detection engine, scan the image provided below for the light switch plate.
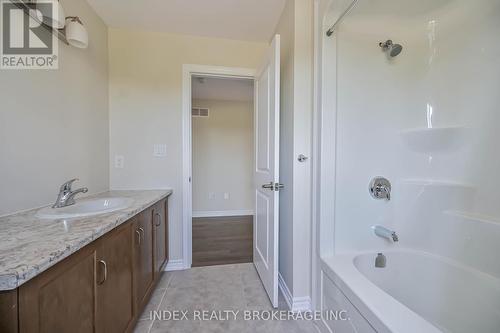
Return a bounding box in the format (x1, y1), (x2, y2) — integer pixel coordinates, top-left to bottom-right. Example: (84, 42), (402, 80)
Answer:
(114, 155), (124, 168)
(153, 144), (167, 157)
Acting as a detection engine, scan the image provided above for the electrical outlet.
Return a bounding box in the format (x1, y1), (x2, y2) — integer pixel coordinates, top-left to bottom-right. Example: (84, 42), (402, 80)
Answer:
(209, 192), (216, 200)
(224, 193), (230, 200)
(153, 144), (167, 157)
(114, 155), (124, 169)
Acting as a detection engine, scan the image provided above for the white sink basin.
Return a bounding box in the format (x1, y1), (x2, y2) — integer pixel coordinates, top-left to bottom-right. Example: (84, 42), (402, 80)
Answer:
(36, 197), (134, 219)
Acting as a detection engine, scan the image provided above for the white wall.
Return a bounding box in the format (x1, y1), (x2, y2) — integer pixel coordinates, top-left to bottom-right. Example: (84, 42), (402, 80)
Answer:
(0, 0), (109, 216)
(292, 0), (314, 302)
(276, 0), (295, 296)
(192, 98), (254, 214)
(275, 0), (314, 302)
(108, 29), (267, 261)
(323, 0), (500, 276)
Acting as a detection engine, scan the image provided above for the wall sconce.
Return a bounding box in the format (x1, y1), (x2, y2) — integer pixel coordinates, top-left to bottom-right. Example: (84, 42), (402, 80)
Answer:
(42, 0), (66, 29)
(16, 0), (90, 48)
(65, 16), (88, 49)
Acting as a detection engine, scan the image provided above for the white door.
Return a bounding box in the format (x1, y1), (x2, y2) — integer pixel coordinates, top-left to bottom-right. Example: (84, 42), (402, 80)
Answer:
(253, 35), (280, 308)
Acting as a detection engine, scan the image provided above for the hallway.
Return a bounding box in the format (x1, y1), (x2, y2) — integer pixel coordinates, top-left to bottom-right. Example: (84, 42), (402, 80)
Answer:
(134, 264), (320, 332)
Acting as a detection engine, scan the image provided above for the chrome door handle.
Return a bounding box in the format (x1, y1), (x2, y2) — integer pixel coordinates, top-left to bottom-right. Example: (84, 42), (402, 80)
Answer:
(155, 212), (161, 227)
(262, 182), (274, 190)
(98, 260), (107, 285)
(135, 230), (141, 245)
(262, 182), (284, 191)
(298, 154), (308, 162)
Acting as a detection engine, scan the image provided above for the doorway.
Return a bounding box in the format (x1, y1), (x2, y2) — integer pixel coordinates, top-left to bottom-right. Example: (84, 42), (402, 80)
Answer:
(182, 35), (280, 307)
(190, 75), (255, 267)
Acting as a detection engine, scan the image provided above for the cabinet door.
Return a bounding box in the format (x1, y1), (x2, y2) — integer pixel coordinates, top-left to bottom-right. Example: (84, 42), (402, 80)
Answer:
(96, 224), (134, 333)
(18, 246), (96, 333)
(153, 199), (168, 277)
(133, 209), (154, 312)
(0, 289), (17, 333)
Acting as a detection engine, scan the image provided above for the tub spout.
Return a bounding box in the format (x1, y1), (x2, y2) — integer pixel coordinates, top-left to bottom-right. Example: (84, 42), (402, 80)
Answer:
(373, 225), (399, 242)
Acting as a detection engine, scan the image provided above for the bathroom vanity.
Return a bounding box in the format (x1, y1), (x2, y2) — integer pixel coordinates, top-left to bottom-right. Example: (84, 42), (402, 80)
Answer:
(0, 190), (171, 333)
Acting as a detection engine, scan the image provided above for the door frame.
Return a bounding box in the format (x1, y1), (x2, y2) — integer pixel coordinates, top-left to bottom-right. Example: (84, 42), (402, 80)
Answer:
(181, 64), (256, 269)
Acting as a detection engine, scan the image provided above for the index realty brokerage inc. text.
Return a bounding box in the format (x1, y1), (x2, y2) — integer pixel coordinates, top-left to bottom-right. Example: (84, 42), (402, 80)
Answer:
(151, 310), (350, 321)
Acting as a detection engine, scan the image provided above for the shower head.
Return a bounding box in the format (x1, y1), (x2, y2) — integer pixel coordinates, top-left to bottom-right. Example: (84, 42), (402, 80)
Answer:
(379, 40), (403, 57)
(389, 43), (403, 57)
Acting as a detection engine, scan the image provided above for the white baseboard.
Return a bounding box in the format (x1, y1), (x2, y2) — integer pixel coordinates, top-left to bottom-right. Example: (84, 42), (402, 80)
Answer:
(278, 273), (312, 312)
(192, 210), (254, 218)
(165, 259), (187, 271)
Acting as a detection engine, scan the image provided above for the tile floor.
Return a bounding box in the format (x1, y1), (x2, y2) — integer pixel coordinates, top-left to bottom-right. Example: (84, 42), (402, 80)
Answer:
(133, 263), (321, 333)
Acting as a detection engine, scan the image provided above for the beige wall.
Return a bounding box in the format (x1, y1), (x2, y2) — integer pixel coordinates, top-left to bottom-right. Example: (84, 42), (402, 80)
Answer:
(275, 0), (314, 302)
(192, 99), (253, 214)
(0, 0), (109, 216)
(108, 29), (267, 261)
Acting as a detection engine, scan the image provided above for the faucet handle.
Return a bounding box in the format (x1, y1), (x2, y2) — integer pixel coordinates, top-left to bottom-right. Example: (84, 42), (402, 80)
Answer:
(369, 177), (391, 201)
(60, 178), (79, 192)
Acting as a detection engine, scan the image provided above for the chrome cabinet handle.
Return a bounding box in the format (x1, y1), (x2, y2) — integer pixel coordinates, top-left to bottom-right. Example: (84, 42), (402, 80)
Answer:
(98, 260), (107, 285)
(135, 230), (141, 245)
(139, 227), (145, 240)
(155, 212), (162, 227)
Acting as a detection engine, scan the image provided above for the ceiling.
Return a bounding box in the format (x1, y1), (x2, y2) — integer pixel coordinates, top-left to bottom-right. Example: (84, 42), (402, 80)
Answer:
(192, 76), (253, 102)
(86, 0), (286, 42)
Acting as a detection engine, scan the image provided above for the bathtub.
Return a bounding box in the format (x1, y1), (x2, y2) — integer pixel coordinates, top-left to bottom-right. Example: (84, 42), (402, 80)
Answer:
(320, 250), (500, 333)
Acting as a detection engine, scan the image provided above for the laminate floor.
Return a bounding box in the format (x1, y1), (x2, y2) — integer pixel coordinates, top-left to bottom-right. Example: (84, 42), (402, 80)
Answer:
(192, 216), (253, 267)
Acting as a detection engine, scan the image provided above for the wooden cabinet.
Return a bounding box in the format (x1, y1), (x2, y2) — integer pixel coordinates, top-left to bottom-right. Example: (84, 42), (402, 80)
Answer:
(132, 210), (154, 312)
(95, 223), (134, 333)
(2, 196), (170, 333)
(0, 290), (18, 333)
(153, 199), (169, 277)
(18, 245), (96, 333)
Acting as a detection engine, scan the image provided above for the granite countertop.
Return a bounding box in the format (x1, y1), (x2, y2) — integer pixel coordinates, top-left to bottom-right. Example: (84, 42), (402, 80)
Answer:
(0, 189), (172, 291)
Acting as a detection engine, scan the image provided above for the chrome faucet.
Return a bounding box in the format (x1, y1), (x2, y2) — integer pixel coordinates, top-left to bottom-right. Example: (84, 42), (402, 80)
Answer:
(373, 225), (399, 242)
(52, 179), (88, 208)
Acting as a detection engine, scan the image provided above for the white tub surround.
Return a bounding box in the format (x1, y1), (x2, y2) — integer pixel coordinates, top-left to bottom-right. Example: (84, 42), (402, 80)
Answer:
(314, 0), (500, 330)
(0, 190), (172, 291)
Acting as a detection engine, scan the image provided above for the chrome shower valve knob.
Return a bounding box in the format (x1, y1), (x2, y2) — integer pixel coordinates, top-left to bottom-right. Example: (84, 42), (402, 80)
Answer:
(369, 177), (391, 201)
